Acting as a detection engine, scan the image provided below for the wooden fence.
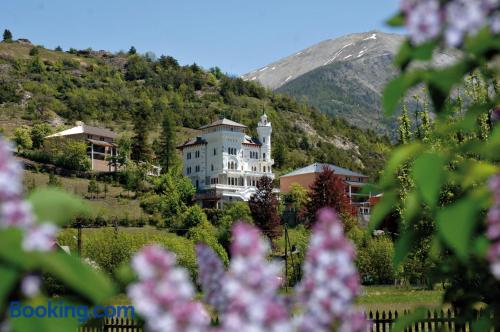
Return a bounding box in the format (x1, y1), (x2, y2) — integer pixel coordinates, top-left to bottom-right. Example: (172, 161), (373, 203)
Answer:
(80, 309), (492, 332)
(368, 309), (491, 332)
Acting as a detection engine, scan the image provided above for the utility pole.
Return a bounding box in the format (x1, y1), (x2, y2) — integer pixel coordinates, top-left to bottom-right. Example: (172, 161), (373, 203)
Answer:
(77, 220), (82, 256)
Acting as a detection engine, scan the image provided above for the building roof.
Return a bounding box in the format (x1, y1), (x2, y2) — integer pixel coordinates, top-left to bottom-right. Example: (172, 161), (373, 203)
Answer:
(242, 135), (261, 146)
(199, 118), (247, 130)
(176, 136), (208, 149)
(46, 124), (117, 139)
(87, 138), (116, 147)
(281, 163), (367, 178)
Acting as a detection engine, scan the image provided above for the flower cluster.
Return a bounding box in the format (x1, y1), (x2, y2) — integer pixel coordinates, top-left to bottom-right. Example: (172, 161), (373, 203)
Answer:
(127, 245), (210, 332)
(0, 137), (57, 252)
(400, 0), (499, 46)
(295, 209), (368, 332)
(0, 136), (58, 302)
(130, 210), (368, 331)
(222, 222), (291, 332)
(196, 244), (227, 314)
(487, 174), (500, 279)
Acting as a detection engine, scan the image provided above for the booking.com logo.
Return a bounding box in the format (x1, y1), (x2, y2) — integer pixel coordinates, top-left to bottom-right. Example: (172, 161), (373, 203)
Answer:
(9, 301), (135, 323)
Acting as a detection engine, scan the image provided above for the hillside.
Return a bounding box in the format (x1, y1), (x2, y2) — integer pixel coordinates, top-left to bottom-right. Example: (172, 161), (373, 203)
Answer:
(0, 38), (391, 178)
(242, 31), (457, 136)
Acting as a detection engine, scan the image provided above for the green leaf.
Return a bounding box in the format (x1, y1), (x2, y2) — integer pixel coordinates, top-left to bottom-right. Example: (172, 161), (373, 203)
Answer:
(473, 236), (489, 258)
(28, 188), (89, 226)
(0, 265), (18, 305)
(393, 231), (414, 268)
(403, 190), (420, 223)
(436, 198), (479, 261)
(10, 313), (79, 332)
(34, 252), (115, 304)
(464, 27), (500, 56)
(368, 190), (398, 231)
(386, 12), (405, 27)
(412, 152), (446, 208)
(462, 161), (499, 188)
(383, 70), (424, 115)
(0, 229), (35, 269)
(395, 41), (436, 69)
(391, 307), (427, 332)
(380, 142), (424, 187)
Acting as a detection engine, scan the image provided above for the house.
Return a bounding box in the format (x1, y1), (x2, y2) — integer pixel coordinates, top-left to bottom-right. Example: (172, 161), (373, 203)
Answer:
(45, 121), (118, 172)
(280, 162), (371, 217)
(177, 114), (274, 207)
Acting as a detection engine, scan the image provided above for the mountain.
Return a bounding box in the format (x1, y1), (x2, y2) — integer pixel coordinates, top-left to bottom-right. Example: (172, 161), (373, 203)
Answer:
(0, 38), (391, 179)
(242, 31), (456, 136)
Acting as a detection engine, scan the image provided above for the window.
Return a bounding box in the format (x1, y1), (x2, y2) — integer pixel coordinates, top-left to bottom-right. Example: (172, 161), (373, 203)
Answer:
(187, 152), (191, 160)
(263, 166), (266, 172)
(263, 153), (266, 159)
(187, 167), (192, 174)
(214, 148), (217, 155)
(195, 165), (200, 172)
(195, 151), (200, 158)
(211, 164), (214, 171)
(263, 137), (266, 143)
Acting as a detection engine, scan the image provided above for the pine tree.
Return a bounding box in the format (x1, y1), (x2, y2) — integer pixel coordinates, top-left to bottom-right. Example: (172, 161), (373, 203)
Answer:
(3, 29), (12, 42)
(248, 176), (282, 243)
(159, 110), (176, 172)
(398, 104), (412, 144)
(128, 46), (137, 55)
(302, 165), (351, 226)
(131, 101), (153, 162)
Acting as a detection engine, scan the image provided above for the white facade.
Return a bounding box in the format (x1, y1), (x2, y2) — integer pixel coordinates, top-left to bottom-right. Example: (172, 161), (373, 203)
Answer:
(178, 115), (274, 206)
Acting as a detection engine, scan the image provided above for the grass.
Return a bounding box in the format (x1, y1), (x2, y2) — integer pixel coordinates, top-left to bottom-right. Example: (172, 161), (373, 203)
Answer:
(23, 170), (145, 219)
(357, 285), (444, 312)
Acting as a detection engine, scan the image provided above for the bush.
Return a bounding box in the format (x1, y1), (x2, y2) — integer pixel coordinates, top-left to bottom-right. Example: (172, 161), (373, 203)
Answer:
(57, 228), (198, 278)
(356, 234), (395, 285)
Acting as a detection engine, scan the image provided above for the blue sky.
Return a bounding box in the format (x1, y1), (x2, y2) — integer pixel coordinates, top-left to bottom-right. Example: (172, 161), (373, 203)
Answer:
(1, 0), (400, 75)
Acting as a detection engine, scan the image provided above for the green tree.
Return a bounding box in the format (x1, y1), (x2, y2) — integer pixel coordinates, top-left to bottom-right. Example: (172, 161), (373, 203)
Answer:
(131, 101), (153, 162)
(55, 46), (63, 52)
(158, 109), (176, 172)
(13, 126), (33, 152)
(47, 172), (62, 187)
(2, 29), (12, 42)
(128, 46), (137, 55)
(29, 47), (39, 56)
(30, 123), (52, 149)
(283, 183), (310, 212)
(29, 56), (46, 74)
(88, 178), (99, 200)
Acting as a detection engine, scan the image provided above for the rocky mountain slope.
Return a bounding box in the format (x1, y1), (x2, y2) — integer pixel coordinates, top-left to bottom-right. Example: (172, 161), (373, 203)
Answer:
(0, 38), (391, 179)
(242, 31), (456, 136)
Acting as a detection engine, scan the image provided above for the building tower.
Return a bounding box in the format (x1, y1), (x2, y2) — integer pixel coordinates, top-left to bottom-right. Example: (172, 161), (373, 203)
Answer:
(257, 113), (272, 163)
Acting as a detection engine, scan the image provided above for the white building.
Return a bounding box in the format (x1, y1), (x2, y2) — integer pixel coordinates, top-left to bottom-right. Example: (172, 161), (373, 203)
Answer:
(177, 114), (274, 207)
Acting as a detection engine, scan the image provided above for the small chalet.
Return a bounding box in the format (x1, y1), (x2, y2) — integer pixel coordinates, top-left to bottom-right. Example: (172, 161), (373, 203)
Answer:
(45, 121), (118, 172)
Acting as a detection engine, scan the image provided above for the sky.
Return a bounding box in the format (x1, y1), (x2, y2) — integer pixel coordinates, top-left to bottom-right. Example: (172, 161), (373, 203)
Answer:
(1, 0), (401, 75)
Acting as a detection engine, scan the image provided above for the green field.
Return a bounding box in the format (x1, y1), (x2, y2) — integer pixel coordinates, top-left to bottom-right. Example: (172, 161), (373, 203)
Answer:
(23, 170), (145, 219)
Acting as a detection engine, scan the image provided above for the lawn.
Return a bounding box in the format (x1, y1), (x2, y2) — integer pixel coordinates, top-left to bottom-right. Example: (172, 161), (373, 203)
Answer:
(357, 285), (444, 312)
(23, 170), (145, 220)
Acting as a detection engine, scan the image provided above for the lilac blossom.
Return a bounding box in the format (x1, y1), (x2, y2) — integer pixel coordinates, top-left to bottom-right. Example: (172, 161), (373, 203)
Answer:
(405, 0), (442, 45)
(445, 0), (487, 46)
(196, 244), (227, 314)
(222, 222), (292, 332)
(487, 174), (500, 279)
(22, 223), (58, 252)
(21, 275), (41, 298)
(128, 245), (210, 332)
(295, 208), (369, 332)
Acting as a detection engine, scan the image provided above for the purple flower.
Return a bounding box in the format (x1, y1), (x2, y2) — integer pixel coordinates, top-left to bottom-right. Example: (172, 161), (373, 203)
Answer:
(295, 208), (368, 332)
(222, 222), (292, 332)
(445, 0), (487, 46)
(21, 275), (41, 298)
(128, 245), (210, 332)
(1, 200), (34, 229)
(22, 223), (58, 252)
(487, 174), (500, 280)
(406, 0), (442, 45)
(196, 244), (227, 314)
